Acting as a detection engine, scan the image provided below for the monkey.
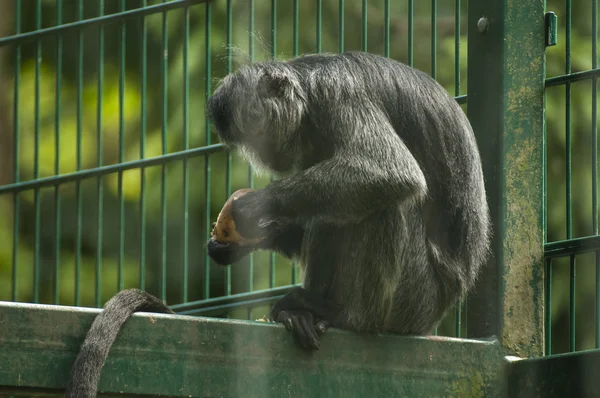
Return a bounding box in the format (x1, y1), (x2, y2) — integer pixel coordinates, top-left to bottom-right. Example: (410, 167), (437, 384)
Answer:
(65, 50), (490, 396)
(65, 288), (175, 398)
(206, 50), (491, 350)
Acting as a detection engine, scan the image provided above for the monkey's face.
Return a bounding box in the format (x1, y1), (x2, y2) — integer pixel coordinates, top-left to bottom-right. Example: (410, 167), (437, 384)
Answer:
(207, 64), (307, 174)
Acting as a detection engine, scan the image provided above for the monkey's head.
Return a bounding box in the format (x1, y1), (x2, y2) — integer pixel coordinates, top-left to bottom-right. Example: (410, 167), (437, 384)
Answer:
(207, 62), (307, 173)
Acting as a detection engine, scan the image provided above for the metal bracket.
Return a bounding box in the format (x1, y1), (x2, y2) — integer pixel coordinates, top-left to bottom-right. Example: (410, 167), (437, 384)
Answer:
(545, 12), (558, 47)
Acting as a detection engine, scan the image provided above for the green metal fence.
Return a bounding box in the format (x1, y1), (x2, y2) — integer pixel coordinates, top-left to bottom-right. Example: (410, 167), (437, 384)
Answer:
(10, 0), (600, 396)
(2, 0), (598, 374)
(0, 0), (472, 337)
(544, 0), (600, 356)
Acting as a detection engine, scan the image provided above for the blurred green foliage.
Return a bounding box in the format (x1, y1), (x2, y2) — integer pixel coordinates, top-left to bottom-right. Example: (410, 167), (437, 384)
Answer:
(0, 0), (597, 354)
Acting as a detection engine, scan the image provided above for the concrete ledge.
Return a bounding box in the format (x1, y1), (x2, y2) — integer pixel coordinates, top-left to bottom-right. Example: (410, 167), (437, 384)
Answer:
(0, 301), (505, 397)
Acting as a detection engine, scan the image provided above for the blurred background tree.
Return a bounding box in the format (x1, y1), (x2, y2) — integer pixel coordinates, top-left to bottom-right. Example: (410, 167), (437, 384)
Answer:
(0, 0), (595, 354)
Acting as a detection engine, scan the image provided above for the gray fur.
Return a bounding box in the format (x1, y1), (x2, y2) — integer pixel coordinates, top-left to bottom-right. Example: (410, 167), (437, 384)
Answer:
(207, 51), (491, 344)
(65, 289), (174, 398)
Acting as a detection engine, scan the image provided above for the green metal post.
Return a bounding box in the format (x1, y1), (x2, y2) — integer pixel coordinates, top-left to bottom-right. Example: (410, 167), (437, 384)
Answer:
(118, 0), (126, 292)
(160, 1), (169, 302)
(74, 0), (83, 307)
(454, 0), (462, 338)
(12, 0), (21, 303)
(204, 0), (212, 301)
(224, 0), (233, 297)
(270, 0), (277, 289)
(466, 0), (546, 358)
(247, 0), (255, 319)
(316, 0), (321, 53)
(594, 0), (600, 350)
(182, 4), (190, 303)
(54, 0), (63, 305)
(408, 0), (413, 66)
(338, 0), (344, 53)
(139, 0), (148, 292)
(361, 0), (367, 52)
(431, 0), (436, 79)
(33, 0), (41, 304)
(96, 0), (105, 308)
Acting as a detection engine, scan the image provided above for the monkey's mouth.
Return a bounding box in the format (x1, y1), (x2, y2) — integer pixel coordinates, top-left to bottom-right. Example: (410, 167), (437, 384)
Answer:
(207, 238), (255, 266)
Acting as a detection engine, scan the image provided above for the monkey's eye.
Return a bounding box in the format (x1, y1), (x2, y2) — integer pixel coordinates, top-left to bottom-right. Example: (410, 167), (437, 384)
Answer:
(223, 231), (229, 238)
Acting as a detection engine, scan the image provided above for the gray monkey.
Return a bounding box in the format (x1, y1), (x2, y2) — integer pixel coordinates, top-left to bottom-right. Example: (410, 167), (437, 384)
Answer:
(207, 51), (491, 349)
(65, 51), (490, 397)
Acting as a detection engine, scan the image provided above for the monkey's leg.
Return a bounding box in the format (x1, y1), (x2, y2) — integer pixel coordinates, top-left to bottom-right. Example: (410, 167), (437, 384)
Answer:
(270, 225), (351, 350)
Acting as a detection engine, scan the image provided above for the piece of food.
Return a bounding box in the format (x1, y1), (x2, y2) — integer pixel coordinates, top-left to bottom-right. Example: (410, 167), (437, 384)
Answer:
(210, 188), (264, 246)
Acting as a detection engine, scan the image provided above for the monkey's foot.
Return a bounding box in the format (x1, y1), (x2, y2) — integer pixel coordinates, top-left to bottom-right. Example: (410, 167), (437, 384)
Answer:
(275, 310), (328, 350)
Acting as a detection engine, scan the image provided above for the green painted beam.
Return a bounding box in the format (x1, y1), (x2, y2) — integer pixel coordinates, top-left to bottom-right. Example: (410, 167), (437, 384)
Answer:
(506, 349), (600, 397)
(0, 302), (505, 397)
(466, 0), (546, 358)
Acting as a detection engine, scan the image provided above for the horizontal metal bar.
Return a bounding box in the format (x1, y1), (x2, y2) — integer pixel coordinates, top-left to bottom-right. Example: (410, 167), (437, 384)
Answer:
(171, 284), (300, 314)
(0, 0), (211, 48)
(544, 235), (600, 257)
(0, 144), (226, 195)
(178, 294), (286, 317)
(546, 68), (600, 86)
(455, 94), (467, 104)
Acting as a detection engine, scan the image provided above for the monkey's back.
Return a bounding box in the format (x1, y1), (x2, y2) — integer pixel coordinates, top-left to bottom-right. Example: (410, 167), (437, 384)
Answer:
(289, 51), (490, 279)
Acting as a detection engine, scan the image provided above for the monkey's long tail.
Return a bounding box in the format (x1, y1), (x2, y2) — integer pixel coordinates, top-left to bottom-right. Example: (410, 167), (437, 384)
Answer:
(64, 288), (175, 398)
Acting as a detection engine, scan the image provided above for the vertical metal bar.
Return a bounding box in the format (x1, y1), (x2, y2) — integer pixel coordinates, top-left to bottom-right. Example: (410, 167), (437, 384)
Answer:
(338, 0), (344, 54)
(431, 0), (437, 79)
(545, 257), (553, 355)
(565, 0), (575, 353)
(384, 0), (389, 58)
(160, 2), (168, 302)
(270, 0), (277, 290)
(139, 0), (148, 291)
(33, 0), (42, 304)
(293, 0), (298, 57)
(74, 0), (84, 306)
(291, 0), (299, 285)
(117, 0), (126, 292)
(316, 0), (322, 53)
(182, 5), (190, 303)
(361, 0), (367, 52)
(455, 1), (461, 96)
(248, 0), (255, 319)
(466, 0), (546, 358)
(454, 0), (461, 338)
(204, 0), (212, 300)
(11, 0), (21, 303)
(408, 0), (414, 67)
(95, 0), (105, 308)
(54, 0), (63, 305)
(224, 0), (233, 297)
(592, 0), (600, 350)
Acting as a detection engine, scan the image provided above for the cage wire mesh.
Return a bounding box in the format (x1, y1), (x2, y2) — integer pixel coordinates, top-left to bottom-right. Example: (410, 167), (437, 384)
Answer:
(11, 0), (600, 350)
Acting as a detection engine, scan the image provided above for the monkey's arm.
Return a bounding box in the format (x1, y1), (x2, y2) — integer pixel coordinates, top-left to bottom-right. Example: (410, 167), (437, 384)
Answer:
(256, 223), (304, 259)
(233, 127), (427, 235)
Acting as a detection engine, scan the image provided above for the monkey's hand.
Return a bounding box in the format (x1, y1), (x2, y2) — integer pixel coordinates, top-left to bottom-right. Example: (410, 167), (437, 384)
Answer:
(230, 189), (277, 240)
